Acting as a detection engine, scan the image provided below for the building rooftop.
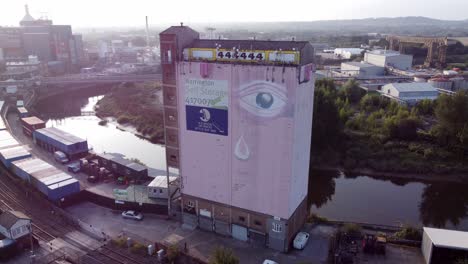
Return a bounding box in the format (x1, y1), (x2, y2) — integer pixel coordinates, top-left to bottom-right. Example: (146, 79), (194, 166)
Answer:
(384, 82), (438, 93)
(424, 227), (468, 251)
(0, 211), (30, 229)
(96, 152), (147, 172)
(368, 50), (406, 57)
(148, 176), (177, 188)
(160, 25), (199, 36)
(342, 61), (381, 68)
(189, 39), (309, 52)
(21, 116), (45, 126)
(35, 127), (86, 145)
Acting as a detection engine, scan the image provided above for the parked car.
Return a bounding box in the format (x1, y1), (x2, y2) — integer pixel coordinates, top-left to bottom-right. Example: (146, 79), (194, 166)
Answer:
(121, 210), (143, 220)
(54, 151), (69, 164)
(293, 232), (310, 250)
(67, 162), (81, 173)
(262, 260), (279, 264)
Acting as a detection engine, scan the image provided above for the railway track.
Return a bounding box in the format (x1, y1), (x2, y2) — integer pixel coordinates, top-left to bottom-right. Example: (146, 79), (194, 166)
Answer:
(80, 245), (146, 264)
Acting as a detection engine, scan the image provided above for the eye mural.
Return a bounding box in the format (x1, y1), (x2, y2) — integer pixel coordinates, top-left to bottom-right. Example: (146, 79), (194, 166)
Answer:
(238, 81), (288, 118)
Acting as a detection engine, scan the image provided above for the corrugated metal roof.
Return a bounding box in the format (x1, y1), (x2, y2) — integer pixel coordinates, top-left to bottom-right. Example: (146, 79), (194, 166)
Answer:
(424, 227), (468, 251)
(32, 167), (63, 180)
(148, 176), (177, 188)
(97, 153), (147, 172)
(342, 61), (382, 68)
(35, 127), (86, 145)
(0, 211), (30, 229)
(0, 145), (30, 159)
(0, 131), (13, 140)
(12, 158), (54, 174)
(384, 82), (438, 93)
(0, 138), (20, 150)
(48, 178), (79, 190)
(190, 39), (309, 52)
(17, 107), (28, 113)
(21, 116), (45, 126)
(40, 173), (72, 186)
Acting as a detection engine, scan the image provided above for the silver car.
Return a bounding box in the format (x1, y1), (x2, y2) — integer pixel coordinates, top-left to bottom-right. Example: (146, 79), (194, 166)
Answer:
(121, 210), (143, 220)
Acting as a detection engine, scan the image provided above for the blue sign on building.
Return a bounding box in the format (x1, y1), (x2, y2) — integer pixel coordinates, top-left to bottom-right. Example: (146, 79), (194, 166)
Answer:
(186, 105), (228, 136)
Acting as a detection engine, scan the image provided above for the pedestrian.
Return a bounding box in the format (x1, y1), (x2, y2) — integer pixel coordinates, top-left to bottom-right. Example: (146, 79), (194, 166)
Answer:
(184, 242), (187, 252)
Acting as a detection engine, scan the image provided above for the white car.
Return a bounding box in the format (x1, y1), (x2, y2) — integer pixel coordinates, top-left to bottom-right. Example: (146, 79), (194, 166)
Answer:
(263, 260), (278, 264)
(121, 210), (143, 220)
(293, 232), (310, 250)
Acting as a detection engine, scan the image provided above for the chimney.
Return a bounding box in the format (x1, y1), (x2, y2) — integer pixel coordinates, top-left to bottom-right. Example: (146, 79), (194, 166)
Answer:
(145, 16), (150, 48)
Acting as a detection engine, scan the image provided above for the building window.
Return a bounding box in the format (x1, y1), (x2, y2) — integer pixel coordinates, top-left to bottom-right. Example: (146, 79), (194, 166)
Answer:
(160, 189), (163, 193)
(254, 220), (262, 226)
(272, 223), (282, 233)
(239, 216), (245, 222)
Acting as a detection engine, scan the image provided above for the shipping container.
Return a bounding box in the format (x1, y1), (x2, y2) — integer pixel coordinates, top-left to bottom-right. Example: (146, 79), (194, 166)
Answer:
(33, 127), (88, 159)
(0, 146), (31, 168)
(16, 100), (24, 107)
(46, 178), (80, 201)
(20, 116), (46, 137)
(17, 107), (29, 118)
(0, 131), (13, 141)
(0, 138), (21, 150)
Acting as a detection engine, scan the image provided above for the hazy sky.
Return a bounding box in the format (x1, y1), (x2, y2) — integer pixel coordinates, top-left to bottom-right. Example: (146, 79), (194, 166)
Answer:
(0, 0), (467, 28)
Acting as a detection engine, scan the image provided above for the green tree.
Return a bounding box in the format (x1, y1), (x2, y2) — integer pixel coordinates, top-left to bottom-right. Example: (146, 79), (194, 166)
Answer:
(432, 91), (468, 153)
(209, 247), (239, 264)
(312, 79), (343, 151)
(343, 79), (365, 104)
(414, 99), (436, 116)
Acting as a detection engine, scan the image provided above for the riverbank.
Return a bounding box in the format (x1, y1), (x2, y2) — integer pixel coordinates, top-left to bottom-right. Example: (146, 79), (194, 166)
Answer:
(95, 82), (164, 144)
(310, 165), (468, 183)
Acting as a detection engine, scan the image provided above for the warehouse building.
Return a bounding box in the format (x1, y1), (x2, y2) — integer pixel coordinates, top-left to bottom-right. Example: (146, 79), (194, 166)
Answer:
(148, 176), (177, 199)
(0, 145), (31, 168)
(33, 127), (88, 160)
(341, 61), (384, 77)
(95, 153), (148, 182)
(422, 227), (468, 264)
(382, 82), (439, 104)
(160, 25), (315, 252)
(334, 48), (364, 59)
(364, 50), (413, 70)
(21, 116), (45, 137)
(11, 157), (80, 201)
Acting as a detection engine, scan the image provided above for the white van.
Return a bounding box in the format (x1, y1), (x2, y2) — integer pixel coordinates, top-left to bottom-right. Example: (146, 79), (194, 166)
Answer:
(54, 151), (69, 164)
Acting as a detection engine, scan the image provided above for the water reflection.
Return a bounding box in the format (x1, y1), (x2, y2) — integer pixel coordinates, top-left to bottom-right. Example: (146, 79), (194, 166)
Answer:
(419, 183), (468, 228)
(309, 170), (468, 230)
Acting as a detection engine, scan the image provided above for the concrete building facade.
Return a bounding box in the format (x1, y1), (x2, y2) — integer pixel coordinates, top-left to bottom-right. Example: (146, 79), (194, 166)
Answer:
(341, 61), (384, 77)
(364, 50), (413, 70)
(160, 25), (315, 252)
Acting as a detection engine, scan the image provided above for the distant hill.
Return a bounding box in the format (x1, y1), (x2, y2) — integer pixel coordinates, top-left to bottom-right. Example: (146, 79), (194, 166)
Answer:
(211, 17), (468, 37)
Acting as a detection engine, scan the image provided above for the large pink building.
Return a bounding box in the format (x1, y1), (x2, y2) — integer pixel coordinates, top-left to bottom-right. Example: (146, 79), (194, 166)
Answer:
(160, 25), (315, 252)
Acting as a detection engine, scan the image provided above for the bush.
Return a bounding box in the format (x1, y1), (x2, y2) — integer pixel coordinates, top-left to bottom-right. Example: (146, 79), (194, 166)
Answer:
(130, 242), (147, 255)
(307, 213), (329, 224)
(394, 226), (422, 241)
(117, 115), (131, 124)
(342, 223), (362, 236)
(167, 244), (180, 263)
(209, 247), (239, 264)
(98, 119), (108, 126)
(111, 238), (127, 248)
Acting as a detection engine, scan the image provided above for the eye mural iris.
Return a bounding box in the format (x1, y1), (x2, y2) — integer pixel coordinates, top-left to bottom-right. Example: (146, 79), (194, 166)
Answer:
(256, 92), (274, 109)
(238, 81), (288, 118)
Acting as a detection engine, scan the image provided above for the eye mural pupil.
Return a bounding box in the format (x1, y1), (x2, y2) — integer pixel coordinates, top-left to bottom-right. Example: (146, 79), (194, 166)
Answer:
(256, 92), (274, 109)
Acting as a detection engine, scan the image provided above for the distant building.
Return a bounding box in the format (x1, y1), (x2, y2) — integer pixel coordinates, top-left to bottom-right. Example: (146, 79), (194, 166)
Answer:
(422, 227), (468, 264)
(381, 82), (438, 104)
(365, 50), (413, 70)
(334, 48), (364, 59)
(341, 61), (384, 77)
(160, 25), (315, 252)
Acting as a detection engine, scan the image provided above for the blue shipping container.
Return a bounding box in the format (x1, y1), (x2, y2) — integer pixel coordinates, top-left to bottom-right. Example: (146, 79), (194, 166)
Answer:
(33, 127), (88, 156)
(0, 146), (32, 168)
(46, 179), (80, 201)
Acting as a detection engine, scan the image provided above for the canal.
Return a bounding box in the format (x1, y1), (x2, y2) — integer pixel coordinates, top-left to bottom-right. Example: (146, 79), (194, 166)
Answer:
(33, 88), (468, 230)
(33, 87), (166, 171)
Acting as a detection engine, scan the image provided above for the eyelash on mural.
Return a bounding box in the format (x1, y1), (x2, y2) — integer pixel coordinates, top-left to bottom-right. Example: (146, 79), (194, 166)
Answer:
(238, 81), (287, 118)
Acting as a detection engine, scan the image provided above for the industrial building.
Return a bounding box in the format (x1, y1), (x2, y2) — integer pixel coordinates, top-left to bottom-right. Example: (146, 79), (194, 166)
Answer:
(381, 82), (439, 104)
(33, 127), (88, 160)
(0, 211), (31, 240)
(0, 5), (85, 72)
(11, 157), (80, 201)
(340, 61), (384, 77)
(334, 48), (364, 59)
(0, 145), (32, 168)
(364, 50), (413, 70)
(0, 133), (21, 150)
(95, 153), (148, 182)
(21, 116), (45, 137)
(422, 227), (468, 264)
(160, 25), (315, 252)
